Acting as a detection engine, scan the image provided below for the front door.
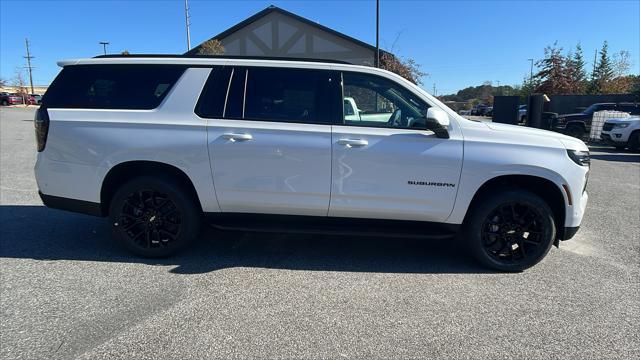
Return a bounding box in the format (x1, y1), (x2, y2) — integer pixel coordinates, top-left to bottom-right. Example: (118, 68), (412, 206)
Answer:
(329, 72), (463, 222)
(200, 66), (339, 216)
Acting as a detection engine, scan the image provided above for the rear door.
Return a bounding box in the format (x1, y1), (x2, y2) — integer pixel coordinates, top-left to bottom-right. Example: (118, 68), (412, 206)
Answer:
(329, 71), (463, 222)
(198, 66), (340, 216)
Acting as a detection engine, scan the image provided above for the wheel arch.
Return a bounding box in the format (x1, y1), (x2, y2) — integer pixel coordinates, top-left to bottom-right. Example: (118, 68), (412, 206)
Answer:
(100, 160), (203, 216)
(463, 174), (567, 240)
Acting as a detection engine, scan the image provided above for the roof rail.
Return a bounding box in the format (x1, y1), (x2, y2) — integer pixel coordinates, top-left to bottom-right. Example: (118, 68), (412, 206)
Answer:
(91, 54), (353, 65)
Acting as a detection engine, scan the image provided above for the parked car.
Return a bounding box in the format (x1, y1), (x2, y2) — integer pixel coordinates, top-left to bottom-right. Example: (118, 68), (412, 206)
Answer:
(553, 102), (640, 138)
(35, 55), (590, 271)
(471, 104), (490, 116)
(600, 116), (640, 151)
(518, 105), (527, 123)
(28, 94), (42, 105)
(0, 92), (25, 106)
(458, 109), (471, 116)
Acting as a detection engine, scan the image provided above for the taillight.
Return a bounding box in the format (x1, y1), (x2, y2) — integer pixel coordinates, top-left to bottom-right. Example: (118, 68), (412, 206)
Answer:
(34, 107), (49, 152)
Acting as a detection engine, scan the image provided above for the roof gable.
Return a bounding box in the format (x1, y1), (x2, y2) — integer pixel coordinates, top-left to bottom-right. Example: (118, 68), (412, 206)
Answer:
(186, 5), (382, 57)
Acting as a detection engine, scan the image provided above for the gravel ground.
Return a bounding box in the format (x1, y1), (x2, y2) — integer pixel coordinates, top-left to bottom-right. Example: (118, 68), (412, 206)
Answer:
(1, 106), (639, 359)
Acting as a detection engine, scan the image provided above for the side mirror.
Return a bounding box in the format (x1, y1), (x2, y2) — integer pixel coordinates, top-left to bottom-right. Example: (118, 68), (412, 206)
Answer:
(426, 107), (450, 127)
(425, 107), (450, 139)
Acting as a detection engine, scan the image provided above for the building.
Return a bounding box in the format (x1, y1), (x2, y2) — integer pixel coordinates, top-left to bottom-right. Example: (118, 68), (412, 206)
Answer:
(186, 5), (385, 65)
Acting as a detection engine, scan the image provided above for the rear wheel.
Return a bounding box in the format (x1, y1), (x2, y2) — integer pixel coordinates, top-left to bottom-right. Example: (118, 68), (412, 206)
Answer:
(565, 124), (584, 139)
(628, 132), (640, 152)
(465, 189), (556, 272)
(109, 176), (201, 257)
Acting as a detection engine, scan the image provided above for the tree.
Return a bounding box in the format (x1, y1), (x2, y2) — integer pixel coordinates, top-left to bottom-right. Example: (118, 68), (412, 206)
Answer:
(533, 42), (576, 95)
(196, 39), (225, 55)
(0, 77), (6, 88)
(379, 52), (426, 85)
(12, 68), (27, 96)
(589, 41), (614, 94)
(121, 50), (130, 55)
(567, 42), (587, 93)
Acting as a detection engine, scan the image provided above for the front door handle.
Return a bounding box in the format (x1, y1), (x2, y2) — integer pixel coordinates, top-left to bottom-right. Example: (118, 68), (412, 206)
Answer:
(337, 138), (368, 148)
(222, 133), (253, 142)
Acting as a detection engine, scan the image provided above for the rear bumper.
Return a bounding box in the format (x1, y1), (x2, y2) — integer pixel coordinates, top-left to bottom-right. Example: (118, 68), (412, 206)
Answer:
(39, 191), (103, 217)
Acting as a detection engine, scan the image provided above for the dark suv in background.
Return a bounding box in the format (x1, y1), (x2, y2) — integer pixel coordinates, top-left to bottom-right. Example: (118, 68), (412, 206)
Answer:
(553, 102), (640, 138)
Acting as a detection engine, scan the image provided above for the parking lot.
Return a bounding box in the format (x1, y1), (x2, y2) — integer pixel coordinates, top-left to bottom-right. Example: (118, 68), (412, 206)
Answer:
(1, 106), (638, 359)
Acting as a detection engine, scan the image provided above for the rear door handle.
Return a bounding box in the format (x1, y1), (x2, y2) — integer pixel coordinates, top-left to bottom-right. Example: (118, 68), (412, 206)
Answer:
(337, 138), (368, 148)
(222, 133), (253, 142)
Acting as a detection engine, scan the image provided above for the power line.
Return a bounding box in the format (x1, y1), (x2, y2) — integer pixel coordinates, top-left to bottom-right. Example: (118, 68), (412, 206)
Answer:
(24, 38), (35, 95)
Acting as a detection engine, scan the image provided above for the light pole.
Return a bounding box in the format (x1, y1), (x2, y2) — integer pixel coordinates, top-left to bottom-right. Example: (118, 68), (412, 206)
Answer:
(527, 58), (534, 84)
(99, 41), (110, 55)
(185, 0), (191, 51)
(375, 0), (379, 67)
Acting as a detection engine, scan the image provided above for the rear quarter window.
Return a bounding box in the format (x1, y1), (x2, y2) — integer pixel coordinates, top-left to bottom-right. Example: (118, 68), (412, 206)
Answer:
(43, 64), (185, 109)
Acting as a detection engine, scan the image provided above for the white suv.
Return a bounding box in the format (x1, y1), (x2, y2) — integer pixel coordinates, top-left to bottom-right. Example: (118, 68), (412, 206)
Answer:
(34, 55), (590, 271)
(600, 116), (640, 151)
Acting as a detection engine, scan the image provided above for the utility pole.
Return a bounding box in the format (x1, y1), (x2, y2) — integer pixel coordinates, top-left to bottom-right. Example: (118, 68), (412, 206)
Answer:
(99, 41), (110, 55)
(24, 38), (35, 94)
(375, 0), (379, 67)
(185, 0), (191, 51)
(592, 48), (598, 76)
(527, 58), (534, 83)
(432, 83), (436, 96)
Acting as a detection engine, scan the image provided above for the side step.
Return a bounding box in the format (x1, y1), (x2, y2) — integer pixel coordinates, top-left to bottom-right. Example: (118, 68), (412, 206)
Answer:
(204, 213), (460, 239)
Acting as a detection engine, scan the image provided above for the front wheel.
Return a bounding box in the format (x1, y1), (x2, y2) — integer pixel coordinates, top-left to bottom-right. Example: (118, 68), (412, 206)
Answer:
(628, 132), (640, 152)
(565, 125), (584, 139)
(464, 189), (556, 272)
(109, 176), (201, 257)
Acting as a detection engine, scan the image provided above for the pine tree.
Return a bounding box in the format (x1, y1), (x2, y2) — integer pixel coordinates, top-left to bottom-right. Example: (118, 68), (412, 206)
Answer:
(568, 43), (587, 93)
(590, 41), (614, 94)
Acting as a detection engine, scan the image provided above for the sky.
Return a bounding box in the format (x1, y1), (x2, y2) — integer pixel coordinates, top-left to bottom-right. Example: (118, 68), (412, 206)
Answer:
(1, 0), (639, 95)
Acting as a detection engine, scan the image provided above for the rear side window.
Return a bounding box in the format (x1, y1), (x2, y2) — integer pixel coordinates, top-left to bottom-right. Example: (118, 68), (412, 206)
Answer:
(43, 65), (185, 109)
(197, 66), (337, 124)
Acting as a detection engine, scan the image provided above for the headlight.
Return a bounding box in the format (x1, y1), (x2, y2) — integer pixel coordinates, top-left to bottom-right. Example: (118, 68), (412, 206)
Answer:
(567, 149), (590, 167)
(613, 123), (630, 129)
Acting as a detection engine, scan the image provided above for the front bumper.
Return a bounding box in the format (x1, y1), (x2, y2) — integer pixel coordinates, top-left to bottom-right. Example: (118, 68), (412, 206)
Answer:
(562, 226), (580, 240)
(600, 132), (626, 146)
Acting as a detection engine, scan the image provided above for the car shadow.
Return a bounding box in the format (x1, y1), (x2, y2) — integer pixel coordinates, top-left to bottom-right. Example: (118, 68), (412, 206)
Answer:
(589, 147), (640, 163)
(0, 205), (493, 275)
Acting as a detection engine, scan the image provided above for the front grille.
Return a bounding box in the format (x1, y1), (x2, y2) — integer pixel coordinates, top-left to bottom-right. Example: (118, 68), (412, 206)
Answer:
(602, 123), (614, 131)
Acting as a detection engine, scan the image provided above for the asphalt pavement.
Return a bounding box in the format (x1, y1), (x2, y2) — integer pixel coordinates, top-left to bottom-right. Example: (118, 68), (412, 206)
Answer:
(1, 106), (639, 359)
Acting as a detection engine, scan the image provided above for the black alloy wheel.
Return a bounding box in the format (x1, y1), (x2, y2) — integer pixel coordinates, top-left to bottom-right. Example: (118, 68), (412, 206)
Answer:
(565, 125), (584, 139)
(118, 189), (182, 250)
(481, 202), (545, 263)
(109, 176), (200, 257)
(465, 189), (555, 272)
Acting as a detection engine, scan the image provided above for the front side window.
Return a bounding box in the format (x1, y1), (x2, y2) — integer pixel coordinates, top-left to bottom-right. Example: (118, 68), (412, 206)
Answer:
(342, 72), (430, 129)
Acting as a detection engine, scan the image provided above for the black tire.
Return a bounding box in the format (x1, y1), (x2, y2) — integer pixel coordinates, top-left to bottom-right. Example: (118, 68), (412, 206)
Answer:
(1, 100), (8, 106)
(628, 132), (640, 152)
(565, 124), (584, 139)
(464, 189), (556, 272)
(109, 176), (201, 257)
